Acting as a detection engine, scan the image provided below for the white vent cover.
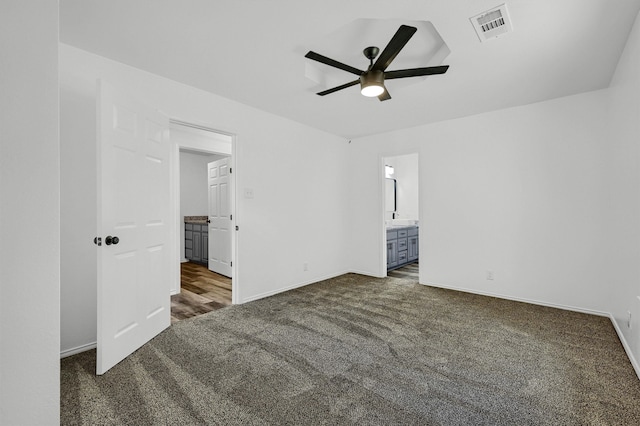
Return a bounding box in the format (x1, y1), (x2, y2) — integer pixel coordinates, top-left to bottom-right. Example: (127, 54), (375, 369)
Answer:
(470, 4), (512, 42)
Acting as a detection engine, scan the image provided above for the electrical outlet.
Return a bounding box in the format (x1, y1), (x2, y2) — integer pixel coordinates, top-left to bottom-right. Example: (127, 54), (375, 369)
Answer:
(303, 262), (308, 272)
(486, 270), (494, 280)
(628, 311), (632, 329)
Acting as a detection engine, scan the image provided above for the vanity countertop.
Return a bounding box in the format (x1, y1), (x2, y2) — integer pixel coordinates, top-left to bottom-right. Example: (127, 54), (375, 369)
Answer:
(184, 215), (208, 224)
(386, 224), (419, 230)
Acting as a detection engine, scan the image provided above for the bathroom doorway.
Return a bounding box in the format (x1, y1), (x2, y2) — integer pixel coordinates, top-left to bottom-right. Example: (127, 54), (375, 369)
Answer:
(382, 152), (420, 281)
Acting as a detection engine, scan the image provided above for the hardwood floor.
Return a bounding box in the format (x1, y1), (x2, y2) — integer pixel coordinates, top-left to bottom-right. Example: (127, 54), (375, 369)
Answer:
(387, 262), (419, 280)
(171, 262), (232, 323)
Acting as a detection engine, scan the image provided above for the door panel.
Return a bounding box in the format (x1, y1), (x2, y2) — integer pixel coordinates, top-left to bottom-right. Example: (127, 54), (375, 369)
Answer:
(208, 158), (232, 277)
(97, 81), (171, 375)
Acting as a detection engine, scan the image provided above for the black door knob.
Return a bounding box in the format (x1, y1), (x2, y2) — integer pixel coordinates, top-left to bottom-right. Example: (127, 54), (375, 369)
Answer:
(105, 236), (119, 245)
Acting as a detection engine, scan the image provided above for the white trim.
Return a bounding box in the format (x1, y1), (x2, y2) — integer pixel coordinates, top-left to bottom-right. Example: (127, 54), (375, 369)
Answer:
(238, 270), (351, 304)
(170, 121), (237, 302)
(349, 269), (386, 278)
(60, 342), (97, 359)
(230, 134), (238, 304)
(610, 314), (640, 380)
(170, 118), (236, 138)
(423, 280), (609, 317)
(379, 156), (387, 277)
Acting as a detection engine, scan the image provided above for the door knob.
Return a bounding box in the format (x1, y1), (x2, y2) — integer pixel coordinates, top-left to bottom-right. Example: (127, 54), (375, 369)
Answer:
(105, 236), (119, 245)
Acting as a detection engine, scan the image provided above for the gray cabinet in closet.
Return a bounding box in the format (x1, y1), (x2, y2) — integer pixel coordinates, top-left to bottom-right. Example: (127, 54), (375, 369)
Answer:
(185, 222), (208, 264)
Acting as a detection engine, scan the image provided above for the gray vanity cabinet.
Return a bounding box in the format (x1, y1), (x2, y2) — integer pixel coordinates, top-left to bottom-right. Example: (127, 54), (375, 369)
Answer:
(387, 230), (398, 269)
(185, 223), (208, 264)
(408, 228), (419, 262)
(387, 226), (419, 271)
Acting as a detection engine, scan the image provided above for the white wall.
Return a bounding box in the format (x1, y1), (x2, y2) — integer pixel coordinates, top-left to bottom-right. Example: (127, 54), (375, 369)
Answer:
(606, 10), (640, 370)
(348, 89), (609, 315)
(60, 74), (98, 356)
(179, 150), (225, 262)
(59, 44), (350, 353)
(385, 153), (419, 222)
(0, 2), (60, 424)
(181, 151), (223, 217)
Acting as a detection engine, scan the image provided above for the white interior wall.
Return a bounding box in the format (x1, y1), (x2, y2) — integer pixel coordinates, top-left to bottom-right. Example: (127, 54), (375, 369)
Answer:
(0, 2), (60, 424)
(348, 89), (609, 316)
(606, 10), (640, 369)
(59, 44), (350, 353)
(179, 151), (225, 262)
(60, 76), (98, 356)
(385, 153), (419, 222)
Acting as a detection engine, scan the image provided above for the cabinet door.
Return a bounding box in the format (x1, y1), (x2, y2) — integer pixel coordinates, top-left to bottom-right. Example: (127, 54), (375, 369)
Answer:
(185, 228), (193, 260)
(408, 236), (418, 261)
(398, 250), (408, 265)
(397, 237), (408, 252)
(192, 230), (201, 262)
(387, 239), (398, 269)
(202, 232), (208, 263)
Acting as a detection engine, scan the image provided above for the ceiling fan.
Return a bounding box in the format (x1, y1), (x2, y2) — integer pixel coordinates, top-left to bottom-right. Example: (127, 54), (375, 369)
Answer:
(305, 25), (449, 101)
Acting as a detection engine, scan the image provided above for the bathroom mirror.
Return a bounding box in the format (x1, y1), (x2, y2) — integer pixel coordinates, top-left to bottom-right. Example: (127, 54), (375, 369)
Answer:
(385, 178), (396, 214)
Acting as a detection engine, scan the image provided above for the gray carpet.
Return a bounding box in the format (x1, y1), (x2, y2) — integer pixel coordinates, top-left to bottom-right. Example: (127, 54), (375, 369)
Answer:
(61, 274), (640, 425)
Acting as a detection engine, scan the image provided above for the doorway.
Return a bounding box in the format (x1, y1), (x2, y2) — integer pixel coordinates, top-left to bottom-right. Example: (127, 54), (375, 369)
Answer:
(382, 152), (420, 281)
(170, 121), (235, 322)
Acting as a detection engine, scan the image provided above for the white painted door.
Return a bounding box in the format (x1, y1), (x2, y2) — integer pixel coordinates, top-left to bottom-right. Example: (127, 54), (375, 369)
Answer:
(208, 158), (232, 277)
(96, 81), (171, 375)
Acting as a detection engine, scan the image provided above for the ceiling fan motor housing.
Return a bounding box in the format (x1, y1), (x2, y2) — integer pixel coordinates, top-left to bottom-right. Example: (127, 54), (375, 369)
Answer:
(360, 70), (385, 97)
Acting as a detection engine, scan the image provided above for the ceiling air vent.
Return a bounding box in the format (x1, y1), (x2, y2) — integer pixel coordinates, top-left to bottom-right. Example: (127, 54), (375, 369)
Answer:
(470, 4), (512, 42)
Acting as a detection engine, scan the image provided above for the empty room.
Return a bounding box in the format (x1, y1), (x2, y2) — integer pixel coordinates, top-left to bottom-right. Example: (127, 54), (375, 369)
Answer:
(3, 1), (640, 424)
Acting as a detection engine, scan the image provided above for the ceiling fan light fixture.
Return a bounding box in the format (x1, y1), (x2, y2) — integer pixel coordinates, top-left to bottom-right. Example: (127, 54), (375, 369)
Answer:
(360, 70), (385, 97)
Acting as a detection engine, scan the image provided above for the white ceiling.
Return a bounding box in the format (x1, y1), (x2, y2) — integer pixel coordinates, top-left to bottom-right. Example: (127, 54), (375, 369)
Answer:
(60, 0), (640, 139)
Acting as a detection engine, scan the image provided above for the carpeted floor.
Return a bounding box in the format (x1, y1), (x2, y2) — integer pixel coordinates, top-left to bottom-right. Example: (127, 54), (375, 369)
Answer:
(61, 273), (640, 425)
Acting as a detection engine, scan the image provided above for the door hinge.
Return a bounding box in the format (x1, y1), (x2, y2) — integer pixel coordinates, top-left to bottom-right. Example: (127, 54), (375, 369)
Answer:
(230, 214), (232, 220)
(235, 225), (239, 231)
(230, 261), (233, 266)
(230, 167), (232, 173)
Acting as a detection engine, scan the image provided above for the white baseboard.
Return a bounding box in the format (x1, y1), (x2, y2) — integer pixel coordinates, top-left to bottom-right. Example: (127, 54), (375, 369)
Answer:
(423, 281), (609, 317)
(239, 270), (351, 304)
(609, 314), (640, 380)
(348, 269), (386, 278)
(60, 342), (96, 359)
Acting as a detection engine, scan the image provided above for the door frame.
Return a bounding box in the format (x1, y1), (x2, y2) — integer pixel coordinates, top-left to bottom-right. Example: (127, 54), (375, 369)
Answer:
(380, 151), (421, 281)
(169, 119), (239, 304)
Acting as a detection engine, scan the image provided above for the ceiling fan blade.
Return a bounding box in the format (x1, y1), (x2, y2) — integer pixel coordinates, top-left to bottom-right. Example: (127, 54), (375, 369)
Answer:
(317, 79), (360, 96)
(378, 88), (391, 101)
(372, 25), (417, 72)
(305, 51), (364, 76)
(385, 65), (450, 80)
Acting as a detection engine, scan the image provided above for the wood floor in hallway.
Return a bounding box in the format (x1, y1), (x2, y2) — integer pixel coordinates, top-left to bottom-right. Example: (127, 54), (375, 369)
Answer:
(387, 262), (419, 280)
(171, 261), (232, 323)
